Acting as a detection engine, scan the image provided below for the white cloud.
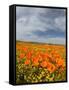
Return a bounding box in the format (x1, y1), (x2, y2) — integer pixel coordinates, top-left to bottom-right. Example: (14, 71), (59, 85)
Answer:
(54, 16), (66, 32)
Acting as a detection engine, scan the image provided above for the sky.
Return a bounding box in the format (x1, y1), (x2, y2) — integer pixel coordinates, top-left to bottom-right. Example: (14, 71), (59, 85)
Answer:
(16, 6), (66, 45)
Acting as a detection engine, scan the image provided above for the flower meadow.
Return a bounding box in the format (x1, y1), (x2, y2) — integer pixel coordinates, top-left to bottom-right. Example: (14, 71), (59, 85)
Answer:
(16, 41), (66, 84)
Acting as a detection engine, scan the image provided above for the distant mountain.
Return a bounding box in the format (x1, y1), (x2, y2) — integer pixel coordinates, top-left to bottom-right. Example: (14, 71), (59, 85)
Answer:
(16, 40), (65, 46)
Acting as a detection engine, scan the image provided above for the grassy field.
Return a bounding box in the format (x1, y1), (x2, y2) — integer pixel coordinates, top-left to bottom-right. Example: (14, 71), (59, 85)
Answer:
(16, 41), (66, 84)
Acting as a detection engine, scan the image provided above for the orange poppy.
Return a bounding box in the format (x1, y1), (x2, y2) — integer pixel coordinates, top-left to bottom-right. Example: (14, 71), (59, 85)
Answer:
(24, 59), (30, 65)
(22, 47), (28, 52)
(47, 62), (56, 73)
(57, 58), (64, 67)
(19, 53), (25, 59)
(40, 61), (48, 68)
(32, 56), (39, 66)
(26, 52), (32, 59)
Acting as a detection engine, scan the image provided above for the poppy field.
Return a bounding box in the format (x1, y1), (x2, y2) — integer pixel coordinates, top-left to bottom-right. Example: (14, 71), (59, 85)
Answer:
(16, 41), (66, 84)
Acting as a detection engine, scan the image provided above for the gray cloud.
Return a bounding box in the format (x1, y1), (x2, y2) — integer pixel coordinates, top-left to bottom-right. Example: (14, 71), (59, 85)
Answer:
(16, 6), (66, 45)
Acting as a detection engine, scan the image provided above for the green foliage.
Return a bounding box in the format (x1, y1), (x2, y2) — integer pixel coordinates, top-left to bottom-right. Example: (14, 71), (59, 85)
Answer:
(21, 57), (26, 63)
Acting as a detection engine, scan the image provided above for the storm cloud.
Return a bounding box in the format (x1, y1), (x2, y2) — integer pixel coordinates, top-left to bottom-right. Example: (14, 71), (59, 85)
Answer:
(16, 6), (66, 45)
